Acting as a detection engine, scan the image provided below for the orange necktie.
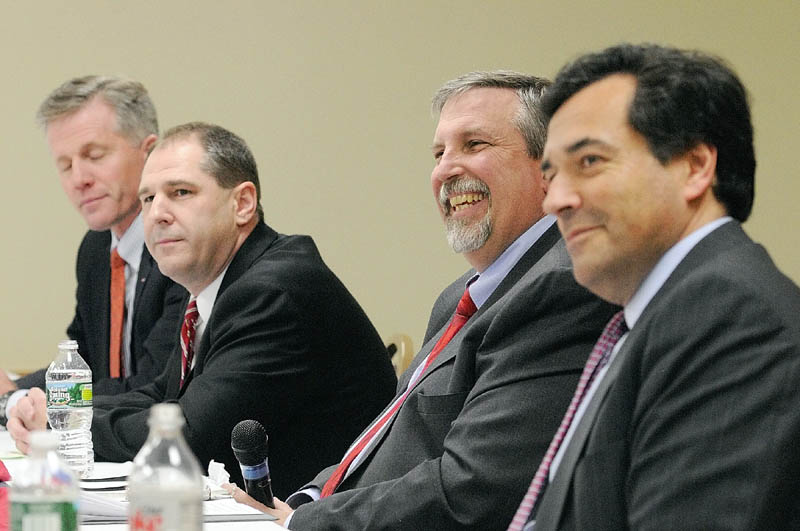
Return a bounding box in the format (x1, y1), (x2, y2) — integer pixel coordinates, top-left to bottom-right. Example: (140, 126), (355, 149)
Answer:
(109, 248), (126, 379)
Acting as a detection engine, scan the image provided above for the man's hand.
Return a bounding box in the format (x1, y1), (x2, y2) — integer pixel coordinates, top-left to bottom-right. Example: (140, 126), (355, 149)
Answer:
(7, 387), (47, 454)
(223, 483), (294, 527)
(0, 369), (18, 395)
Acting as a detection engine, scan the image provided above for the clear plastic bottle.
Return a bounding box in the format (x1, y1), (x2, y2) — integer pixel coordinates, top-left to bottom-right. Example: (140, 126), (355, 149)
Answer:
(45, 339), (94, 478)
(10, 430), (79, 531)
(128, 403), (204, 531)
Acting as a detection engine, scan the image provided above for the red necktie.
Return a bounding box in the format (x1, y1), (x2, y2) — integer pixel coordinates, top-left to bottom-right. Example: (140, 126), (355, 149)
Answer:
(179, 300), (199, 388)
(321, 287), (478, 497)
(508, 310), (627, 530)
(0, 459), (9, 531)
(109, 248), (126, 379)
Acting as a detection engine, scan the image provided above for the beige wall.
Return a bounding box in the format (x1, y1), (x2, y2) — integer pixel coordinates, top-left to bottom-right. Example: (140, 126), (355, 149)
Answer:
(1, 0), (798, 371)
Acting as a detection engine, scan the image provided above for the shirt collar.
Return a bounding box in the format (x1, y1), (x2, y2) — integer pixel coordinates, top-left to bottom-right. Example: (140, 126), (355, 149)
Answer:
(625, 216), (733, 329)
(110, 214), (144, 272)
(194, 265), (229, 326)
(468, 215), (557, 308)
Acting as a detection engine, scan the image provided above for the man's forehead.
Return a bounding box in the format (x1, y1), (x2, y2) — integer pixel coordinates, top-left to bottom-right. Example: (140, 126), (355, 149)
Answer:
(432, 124), (495, 146)
(141, 140), (209, 184)
(545, 75), (636, 153)
(441, 86), (518, 110)
(434, 88), (519, 140)
(47, 97), (116, 134)
(153, 137), (203, 162)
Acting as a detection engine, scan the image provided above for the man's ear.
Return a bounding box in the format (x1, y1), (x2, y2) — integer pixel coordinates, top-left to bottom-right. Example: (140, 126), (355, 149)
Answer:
(232, 181), (258, 225)
(682, 142), (718, 202)
(140, 134), (158, 155)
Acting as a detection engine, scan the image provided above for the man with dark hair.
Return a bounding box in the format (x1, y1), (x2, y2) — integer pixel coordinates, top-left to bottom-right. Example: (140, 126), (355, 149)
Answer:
(8, 122), (397, 497)
(509, 43), (800, 530)
(229, 71), (616, 530)
(0, 76), (186, 427)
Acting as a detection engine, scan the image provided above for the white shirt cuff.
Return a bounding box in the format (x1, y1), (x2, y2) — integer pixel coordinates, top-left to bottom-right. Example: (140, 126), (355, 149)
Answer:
(6, 388), (30, 418)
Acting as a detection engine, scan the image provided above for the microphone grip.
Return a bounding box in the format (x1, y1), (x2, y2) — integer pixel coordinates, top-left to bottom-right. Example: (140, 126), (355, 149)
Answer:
(240, 461), (275, 508)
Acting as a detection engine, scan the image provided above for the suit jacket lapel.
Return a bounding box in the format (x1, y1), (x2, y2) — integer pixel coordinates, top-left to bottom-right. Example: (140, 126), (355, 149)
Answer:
(422, 268), (475, 345)
(347, 317), (453, 476)
(536, 222), (750, 528)
(129, 247), (155, 362)
(349, 224), (564, 478)
(170, 292), (192, 398)
(415, 224), (563, 382)
(95, 234), (113, 378)
(134, 246), (154, 305)
(482, 223), (561, 311)
(183, 222), (278, 385)
(534, 337), (628, 530)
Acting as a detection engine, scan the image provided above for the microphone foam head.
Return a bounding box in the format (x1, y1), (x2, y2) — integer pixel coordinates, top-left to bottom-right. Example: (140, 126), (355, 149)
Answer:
(231, 419), (268, 465)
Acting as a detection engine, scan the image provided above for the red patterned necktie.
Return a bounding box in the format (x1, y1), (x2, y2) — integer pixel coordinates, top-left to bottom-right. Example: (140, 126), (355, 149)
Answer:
(179, 300), (199, 388)
(508, 310), (627, 530)
(109, 248), (126, 379)
(320, 287), (478, 497)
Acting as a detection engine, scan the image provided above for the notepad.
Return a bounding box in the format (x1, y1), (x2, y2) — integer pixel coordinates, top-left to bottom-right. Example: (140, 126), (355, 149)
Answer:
(77, 461), (276, 524)
(80, 493), (277, 524)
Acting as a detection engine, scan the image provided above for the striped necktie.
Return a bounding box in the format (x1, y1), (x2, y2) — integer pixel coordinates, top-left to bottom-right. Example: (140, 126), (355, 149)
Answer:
(179, 300), (199, 388)
(508, 310), (627, 530)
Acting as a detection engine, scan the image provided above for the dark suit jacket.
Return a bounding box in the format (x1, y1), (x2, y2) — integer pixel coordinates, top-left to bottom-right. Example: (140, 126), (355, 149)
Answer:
(289, 224), (618, 530)
(534, 222), (800, 530)
(15, 229), (185, 394)
(91, 222), (397, 498)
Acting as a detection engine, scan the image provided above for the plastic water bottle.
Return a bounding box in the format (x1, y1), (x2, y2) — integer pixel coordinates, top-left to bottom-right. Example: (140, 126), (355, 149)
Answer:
(45, 339), (93, 478)
(10, 430), (79, 531)
(128, 403), (204, 531)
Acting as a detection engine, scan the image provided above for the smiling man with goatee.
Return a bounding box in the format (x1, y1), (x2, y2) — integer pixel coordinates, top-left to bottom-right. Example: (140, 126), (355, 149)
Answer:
(229, 71), (617, 531)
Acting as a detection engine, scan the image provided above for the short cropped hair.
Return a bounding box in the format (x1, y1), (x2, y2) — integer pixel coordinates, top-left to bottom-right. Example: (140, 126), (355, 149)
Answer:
(36, 75), (158, 145)
(541, 43), (755, 222)
(432, 71), (551, 159)
(160, 122), (264, 221)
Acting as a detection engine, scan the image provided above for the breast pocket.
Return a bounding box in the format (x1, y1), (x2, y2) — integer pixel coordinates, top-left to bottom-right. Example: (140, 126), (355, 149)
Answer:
(413, 391), (468, 453)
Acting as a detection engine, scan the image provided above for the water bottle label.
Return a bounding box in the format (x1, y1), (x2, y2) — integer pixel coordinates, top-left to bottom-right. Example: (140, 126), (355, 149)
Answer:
(129, 498), (202, 531)
(46, 382), (92, 408)
(10, 501), (78, 531)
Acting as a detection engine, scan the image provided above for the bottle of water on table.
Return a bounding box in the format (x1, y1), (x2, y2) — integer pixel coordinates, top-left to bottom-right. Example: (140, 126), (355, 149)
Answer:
(10, 430), (79, 531)
(45, 339), (94, 478)
(128, 403), (204, 531)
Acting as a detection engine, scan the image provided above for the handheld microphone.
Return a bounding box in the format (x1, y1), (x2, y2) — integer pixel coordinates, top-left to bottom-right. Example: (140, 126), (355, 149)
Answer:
(231, 419), (275, 508)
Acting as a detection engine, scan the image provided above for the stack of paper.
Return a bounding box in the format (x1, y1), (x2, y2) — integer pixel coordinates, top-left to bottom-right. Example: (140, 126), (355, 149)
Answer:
(78, 462), (275, 525)
(80, 492), (276, 524)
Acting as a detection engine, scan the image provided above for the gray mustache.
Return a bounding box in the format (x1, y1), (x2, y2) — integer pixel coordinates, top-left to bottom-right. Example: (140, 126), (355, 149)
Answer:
(439, 177), (490, 208)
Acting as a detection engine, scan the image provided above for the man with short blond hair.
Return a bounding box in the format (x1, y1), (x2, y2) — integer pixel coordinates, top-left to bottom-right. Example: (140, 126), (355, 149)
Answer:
(0, 76), (184, 427)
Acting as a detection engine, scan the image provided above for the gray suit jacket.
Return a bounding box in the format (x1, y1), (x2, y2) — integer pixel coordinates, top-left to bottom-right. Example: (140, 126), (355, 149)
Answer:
(289, 225), (618, 530)
(534, 222), (800, 530)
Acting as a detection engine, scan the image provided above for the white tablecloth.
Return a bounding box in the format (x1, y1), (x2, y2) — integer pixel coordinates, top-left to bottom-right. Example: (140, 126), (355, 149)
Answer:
(1, 431), (283, 530)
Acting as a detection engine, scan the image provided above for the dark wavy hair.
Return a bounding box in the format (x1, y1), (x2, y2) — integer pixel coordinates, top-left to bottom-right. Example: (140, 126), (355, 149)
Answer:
(541, 43), (755, 221)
